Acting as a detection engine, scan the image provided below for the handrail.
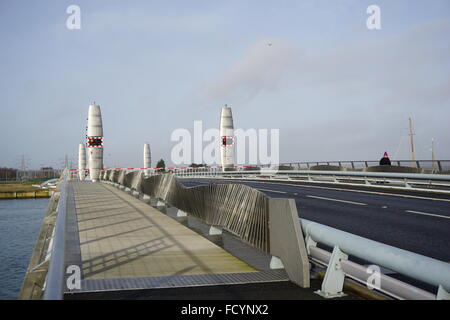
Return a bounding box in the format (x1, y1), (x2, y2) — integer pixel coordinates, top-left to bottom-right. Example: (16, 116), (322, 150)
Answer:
(43, 173), (68, 300)
(185, 169), (450, 181)
(300, 219), (450, 293)
(174, 169), (450, 192)
(261, 159), (450, 172)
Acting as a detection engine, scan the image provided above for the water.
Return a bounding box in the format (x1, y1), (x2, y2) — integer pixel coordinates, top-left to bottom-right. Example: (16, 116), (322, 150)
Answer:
(0, 198), (48, 299)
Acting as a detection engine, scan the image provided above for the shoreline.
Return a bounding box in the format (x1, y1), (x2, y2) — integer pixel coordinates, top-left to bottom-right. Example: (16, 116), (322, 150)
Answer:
(0, 183), (52, 199)
(0, 190), (51, 199)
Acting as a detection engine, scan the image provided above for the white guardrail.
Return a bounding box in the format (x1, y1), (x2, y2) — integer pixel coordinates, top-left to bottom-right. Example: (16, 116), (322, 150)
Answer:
(300, 219), (450, 300)
(43, 174), (68, 300)
(173, 169), (450, 192)
(70, 167), (450, 192)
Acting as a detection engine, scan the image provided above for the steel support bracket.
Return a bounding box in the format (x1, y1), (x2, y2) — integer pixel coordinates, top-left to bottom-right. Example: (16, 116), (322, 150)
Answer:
(176, 209), (187, 217)
(437, 285), (450, 300)
(156, 199), (165, 207)
(305, 235), (317, 255)
(315, 245), (348, 298)
(142, 194), (151, 200)
(131, 190), (139, 197)
(404, 178), (412, 188)
(209, 225), (223, 235)
(269, 256), (285, 270)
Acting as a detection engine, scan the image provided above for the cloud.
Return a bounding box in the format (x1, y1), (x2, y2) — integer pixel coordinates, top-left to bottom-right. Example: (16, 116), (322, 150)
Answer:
(298, 19), (450, 110)
(204, 19), (450, 161)
(202, 38), (303, 103)
(201, 18), (450, 112)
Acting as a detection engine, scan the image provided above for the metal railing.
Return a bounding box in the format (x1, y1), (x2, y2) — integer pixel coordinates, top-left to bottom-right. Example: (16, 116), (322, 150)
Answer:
(18, 184), (61, 299)
(174, 169), (450, 192)
(104, 170), (271, 252)
(42, 173), (68, 300)
(300, 219), (450, 300)
(260, 159), (450, 172)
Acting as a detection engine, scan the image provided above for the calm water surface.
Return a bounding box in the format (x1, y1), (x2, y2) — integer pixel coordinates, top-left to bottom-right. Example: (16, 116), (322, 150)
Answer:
(0, 198), (48, 299)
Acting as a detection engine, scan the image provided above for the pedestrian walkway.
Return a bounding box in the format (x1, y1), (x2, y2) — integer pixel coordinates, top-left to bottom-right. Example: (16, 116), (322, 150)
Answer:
(71, 181), (257, 281)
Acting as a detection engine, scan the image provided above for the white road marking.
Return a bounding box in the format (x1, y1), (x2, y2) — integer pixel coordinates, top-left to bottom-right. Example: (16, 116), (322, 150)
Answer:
(231, 180), (450, 203)
(306, 195), (367, 206)
(405, 210), (450, 220)
(257, 188), (287, 194)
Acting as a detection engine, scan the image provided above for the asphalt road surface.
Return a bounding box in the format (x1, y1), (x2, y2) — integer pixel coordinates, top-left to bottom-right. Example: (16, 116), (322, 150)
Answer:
(180, 178), (450, 264)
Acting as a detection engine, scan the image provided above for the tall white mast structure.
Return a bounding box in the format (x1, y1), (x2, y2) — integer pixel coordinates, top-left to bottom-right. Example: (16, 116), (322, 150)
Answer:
(87, 103), (104, 182)
(219, 105), (235, 171)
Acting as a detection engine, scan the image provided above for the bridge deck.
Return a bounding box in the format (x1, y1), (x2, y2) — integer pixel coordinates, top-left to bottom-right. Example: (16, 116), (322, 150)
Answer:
(69, 181), (256, 282)
(52, 180), (364, 299)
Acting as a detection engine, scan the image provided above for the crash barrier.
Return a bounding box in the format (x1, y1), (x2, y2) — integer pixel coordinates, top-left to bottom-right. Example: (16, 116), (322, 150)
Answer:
(261, 160), (450, 173)
(301, 219), (450, 300)
(174, 169), (450, 192)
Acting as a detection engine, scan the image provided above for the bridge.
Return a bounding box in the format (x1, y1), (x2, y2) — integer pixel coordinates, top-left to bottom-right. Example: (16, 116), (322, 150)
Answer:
(17, 104), (450, 300)
(19, 166), (450, 300)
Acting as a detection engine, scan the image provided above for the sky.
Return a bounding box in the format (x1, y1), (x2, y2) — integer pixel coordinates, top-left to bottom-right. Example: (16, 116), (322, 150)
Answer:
(0, 0), (449, 169)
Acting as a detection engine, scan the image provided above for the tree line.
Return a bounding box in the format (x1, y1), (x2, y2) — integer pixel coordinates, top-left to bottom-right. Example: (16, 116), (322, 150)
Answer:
(0, 167), (18, 180)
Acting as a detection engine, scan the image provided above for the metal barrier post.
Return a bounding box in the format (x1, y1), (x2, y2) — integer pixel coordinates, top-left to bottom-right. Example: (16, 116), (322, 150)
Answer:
(315, 246), (348, 298)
